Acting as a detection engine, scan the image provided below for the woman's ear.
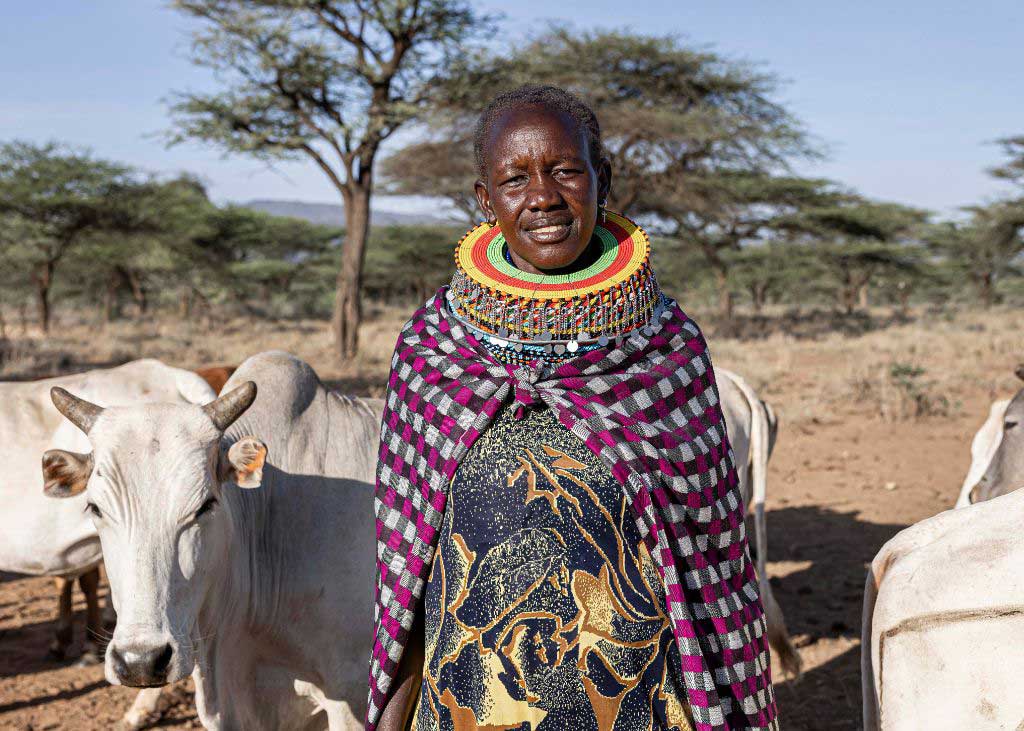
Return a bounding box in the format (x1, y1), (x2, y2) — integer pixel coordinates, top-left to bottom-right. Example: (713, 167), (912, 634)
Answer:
(474, 179), (496, 225)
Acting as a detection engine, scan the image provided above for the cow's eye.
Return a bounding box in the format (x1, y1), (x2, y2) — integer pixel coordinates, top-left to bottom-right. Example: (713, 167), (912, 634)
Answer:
(1006, 421), (1019, 431)
(85, 502), (102, 519)
(194, 497), (218, 519)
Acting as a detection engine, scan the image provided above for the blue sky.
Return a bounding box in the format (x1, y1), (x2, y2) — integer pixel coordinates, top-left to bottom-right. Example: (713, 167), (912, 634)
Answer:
(1, 1), (1020, 216)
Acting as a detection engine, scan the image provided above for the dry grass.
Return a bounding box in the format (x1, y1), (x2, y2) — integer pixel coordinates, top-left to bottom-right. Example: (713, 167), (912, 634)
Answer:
(0, 303), (409, 397)
(2, 304), (1020, 421)
(709, 306), (1022, 425)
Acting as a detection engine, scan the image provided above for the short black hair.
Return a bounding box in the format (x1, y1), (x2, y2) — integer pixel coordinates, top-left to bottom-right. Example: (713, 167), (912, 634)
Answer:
(473, 84), (604, 180)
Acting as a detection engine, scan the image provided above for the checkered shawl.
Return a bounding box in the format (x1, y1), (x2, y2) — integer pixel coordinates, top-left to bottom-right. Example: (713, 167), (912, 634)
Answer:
(368, 289), (777, 731)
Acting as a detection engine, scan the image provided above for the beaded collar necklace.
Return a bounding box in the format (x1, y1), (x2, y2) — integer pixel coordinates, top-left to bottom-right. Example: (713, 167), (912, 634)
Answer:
(447, 211), (662, 363)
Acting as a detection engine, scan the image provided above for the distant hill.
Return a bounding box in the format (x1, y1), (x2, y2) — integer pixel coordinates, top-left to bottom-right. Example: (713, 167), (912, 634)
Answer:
(242, 198), (462, 227)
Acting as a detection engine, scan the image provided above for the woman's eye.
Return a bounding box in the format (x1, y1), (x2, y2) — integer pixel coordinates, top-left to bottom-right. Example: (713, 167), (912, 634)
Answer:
(86, 502), (102, 518)
(194, 497), (218, 520)
(554, 168), (579, 177)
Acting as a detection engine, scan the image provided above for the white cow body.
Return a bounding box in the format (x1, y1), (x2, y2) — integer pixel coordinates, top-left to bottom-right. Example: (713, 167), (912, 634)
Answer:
(60, 352), (382, 730)
(0, 360), (215, 577)
(954, 399), (1010, 507)
(716, 369), (800, 676)
(862, 490), (1024, 730)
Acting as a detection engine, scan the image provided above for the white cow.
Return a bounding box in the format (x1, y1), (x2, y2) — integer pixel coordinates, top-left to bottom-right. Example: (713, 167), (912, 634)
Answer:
(954, 367), (1024, 507)
(862, 489), (1024, 730)
(717, 369), (801, 677)
(0, 360), (215, 662)
(43, 351), (382, 730)
(954, 398), (1011, 507)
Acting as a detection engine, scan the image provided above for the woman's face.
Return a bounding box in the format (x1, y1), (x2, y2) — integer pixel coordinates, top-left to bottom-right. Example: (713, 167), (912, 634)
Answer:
(475, 105), (611, 274)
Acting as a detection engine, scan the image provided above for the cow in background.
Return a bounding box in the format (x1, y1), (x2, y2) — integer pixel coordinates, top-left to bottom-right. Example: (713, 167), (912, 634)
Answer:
(954, 365), (1024, 506)
(194, 365), (237, 395)
(717, 369), (800, 677)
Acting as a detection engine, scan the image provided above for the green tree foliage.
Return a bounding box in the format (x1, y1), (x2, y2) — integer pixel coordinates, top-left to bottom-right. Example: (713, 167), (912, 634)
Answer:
(644, 173), (840, 316)
(0, 142), (172, 331)
(921, 136), (1024, 307)
(727, 241), (824, 312)
(363, 224), (463, 303)
(790, 200), (930, 312)
(65, 175), (214, 320)
(379, 135), (478, 223)
(923, 202), (1024, 307)
(990, 136), (1024, 189)
(167, 0), (489, 358)
(202, 206), (343, 318)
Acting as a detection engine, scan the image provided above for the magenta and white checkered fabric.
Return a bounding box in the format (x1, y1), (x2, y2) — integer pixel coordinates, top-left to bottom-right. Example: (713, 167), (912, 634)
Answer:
(367, 290), (777, 731)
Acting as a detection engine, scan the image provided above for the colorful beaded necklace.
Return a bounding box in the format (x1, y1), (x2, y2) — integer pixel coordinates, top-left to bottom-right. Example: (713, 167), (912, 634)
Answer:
(447, 210), (663, 365)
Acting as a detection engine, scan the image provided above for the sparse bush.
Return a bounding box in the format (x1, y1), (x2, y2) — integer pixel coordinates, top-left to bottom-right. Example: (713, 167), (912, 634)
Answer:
(847, 360), (960, 421)
(883, 362), (957, 420)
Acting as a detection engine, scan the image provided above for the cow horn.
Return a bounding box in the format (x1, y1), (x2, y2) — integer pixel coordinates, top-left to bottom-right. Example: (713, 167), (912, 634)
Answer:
(50, 387), (105, 434)
(203, 381), (257, 432)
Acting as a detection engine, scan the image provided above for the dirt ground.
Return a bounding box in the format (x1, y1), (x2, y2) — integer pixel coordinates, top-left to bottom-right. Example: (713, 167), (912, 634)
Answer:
(1, 306), (1019, 730)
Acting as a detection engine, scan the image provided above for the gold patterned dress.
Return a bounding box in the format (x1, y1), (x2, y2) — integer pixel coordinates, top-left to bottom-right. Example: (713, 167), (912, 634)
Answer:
(412, 405), (694, 731)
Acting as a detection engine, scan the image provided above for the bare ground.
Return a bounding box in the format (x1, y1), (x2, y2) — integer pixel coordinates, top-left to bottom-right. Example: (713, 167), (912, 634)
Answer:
(1, 305), (1020, 730)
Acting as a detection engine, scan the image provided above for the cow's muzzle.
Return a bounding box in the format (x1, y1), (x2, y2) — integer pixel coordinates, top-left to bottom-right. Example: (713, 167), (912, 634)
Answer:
(108, 640), (174, 687)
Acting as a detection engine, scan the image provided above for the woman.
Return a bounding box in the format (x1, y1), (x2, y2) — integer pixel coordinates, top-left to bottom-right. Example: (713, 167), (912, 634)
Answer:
(369, 85), (777, 731)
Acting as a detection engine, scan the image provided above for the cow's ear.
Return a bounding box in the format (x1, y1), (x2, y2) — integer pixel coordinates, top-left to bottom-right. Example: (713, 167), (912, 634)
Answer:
(219, 437), (267, 489)
(42, 450), (94, 498)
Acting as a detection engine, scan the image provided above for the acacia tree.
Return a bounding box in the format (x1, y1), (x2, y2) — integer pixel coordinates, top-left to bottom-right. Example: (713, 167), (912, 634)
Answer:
(168, 0), (487, 358)
(69, 176), (217, 321)
(727, 240), (822, 313)
(195, 206), (342, 318)
(644, 173), (840, 317)
(382, 29), (821, 316)
(379, 135), (478, 223)
(793, 200), (930, 313)
(0, 142), (159, 331)
(924, 202), (1024, 307)
(935, 135), (1024, 304)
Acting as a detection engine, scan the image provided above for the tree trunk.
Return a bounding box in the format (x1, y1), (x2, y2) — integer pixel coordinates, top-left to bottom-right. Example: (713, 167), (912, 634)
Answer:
(858, 282), (869, 309)
(123, 270), (147, 315)
(179, 288), (191, 320)
(837, 283), (856, 315)
(979, 272), (995, 308)
(713, 265), (733, 319)
(104, 275), (120, 324)
(35, 261), (55, 333)
(892, 279), (910, 316)
(750, 282), (768, 314)
(333, 186), (372, 359)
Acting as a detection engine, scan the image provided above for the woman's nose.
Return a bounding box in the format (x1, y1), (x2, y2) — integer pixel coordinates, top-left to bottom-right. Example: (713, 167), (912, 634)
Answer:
(524, 174), (564, 210)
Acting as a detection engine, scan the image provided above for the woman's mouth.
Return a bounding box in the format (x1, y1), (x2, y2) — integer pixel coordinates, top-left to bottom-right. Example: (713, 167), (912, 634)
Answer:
(524, 222), (572, 244)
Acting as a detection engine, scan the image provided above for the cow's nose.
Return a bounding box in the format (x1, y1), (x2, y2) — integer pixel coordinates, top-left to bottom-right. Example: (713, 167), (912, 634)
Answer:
(109, 642), (173, 686)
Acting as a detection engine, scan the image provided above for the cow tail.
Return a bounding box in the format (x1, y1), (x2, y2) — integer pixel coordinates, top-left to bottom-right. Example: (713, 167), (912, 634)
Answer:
(748, 392), (802, 678)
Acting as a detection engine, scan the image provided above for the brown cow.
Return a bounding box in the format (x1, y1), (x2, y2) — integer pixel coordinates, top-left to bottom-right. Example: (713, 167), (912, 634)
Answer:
(194, 365), (237, 395)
